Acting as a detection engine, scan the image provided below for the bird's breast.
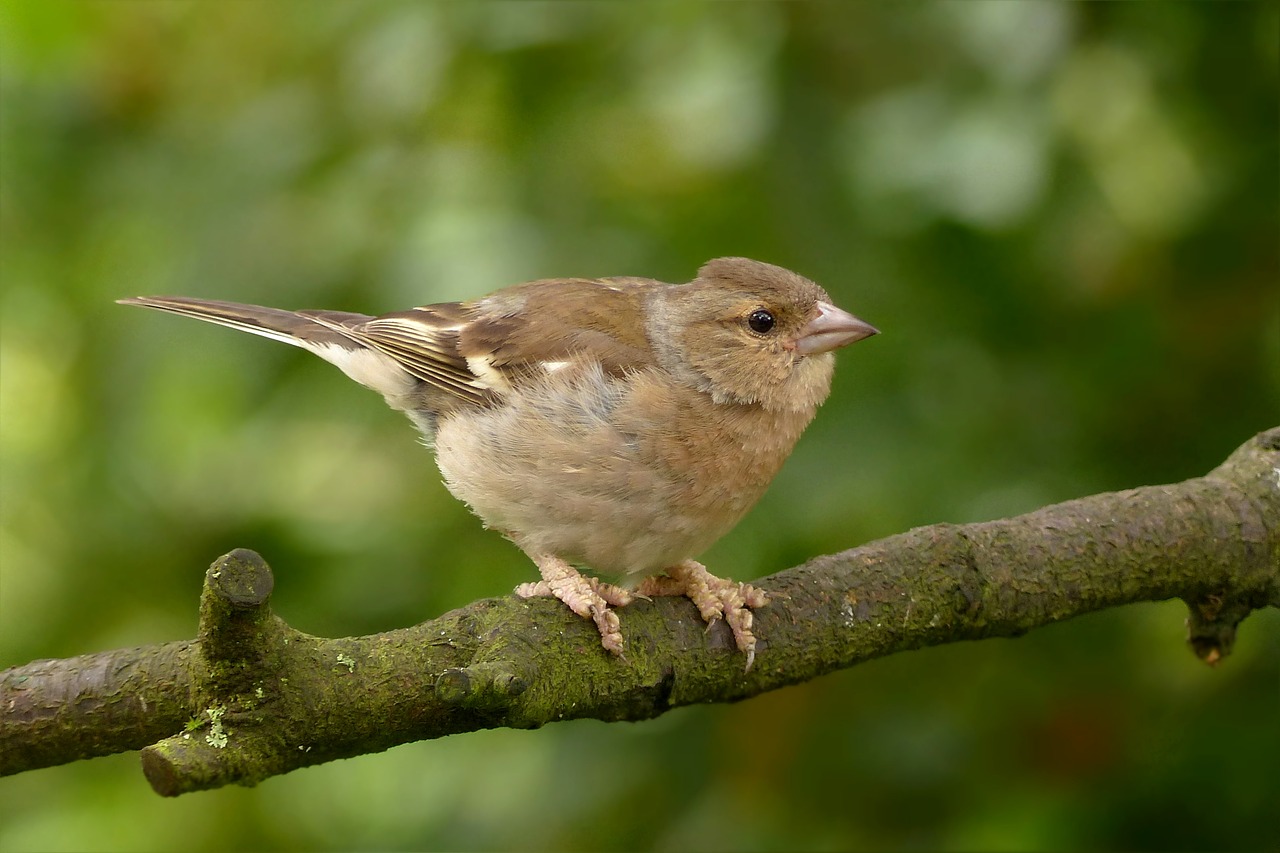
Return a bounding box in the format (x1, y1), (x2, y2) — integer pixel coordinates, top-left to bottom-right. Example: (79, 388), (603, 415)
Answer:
(432, 362), (819, 577)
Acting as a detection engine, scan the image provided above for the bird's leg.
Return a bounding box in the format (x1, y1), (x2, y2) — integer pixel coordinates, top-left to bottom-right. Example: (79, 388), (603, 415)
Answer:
(514, 554), (628, 656)
(637, 559), (770, 670)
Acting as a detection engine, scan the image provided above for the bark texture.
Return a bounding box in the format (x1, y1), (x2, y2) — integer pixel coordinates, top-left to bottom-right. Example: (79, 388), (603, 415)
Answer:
(3, 427), (1278, 796)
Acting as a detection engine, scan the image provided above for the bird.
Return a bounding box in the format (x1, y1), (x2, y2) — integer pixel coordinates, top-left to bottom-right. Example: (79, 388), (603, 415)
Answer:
(120, 257), (878, 668)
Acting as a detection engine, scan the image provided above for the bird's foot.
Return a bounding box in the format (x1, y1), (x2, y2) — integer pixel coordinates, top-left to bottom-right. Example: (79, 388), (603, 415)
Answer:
(637, 560), (770, 670)
(516, 577), (635, 607)
(515, 556), (630, 656)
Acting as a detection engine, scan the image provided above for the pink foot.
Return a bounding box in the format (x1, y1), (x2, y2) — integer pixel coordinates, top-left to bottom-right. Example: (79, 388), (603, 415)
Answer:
(515, 555), (629, 656)
(637, 560), (770, 670)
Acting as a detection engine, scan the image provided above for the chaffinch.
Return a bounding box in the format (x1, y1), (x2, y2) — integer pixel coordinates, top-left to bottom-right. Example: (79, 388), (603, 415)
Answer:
(121, 257), (878, 667)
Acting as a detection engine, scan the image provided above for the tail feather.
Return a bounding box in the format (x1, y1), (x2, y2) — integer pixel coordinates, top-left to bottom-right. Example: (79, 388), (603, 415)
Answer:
(117, 295), (422, 402)
(116, 296), (369, 350)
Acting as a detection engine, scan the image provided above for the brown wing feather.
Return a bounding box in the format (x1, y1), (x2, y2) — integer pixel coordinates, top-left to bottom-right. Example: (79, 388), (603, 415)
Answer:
(461, 278), (659, 377)
(302, 307), (492, 405)
(198, 276), (666, 407)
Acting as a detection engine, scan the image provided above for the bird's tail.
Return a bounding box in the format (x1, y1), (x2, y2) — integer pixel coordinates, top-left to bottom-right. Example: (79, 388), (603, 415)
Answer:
(117, 295), (370, 351)
(117, 295), (423, 405)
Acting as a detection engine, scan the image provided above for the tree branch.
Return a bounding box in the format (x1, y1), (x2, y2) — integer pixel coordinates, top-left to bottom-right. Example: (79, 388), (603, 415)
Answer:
(4, 428), (1278, 796)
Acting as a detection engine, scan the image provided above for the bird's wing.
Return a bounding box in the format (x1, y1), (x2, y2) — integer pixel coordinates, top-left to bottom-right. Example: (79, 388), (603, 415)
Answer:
(310, 303), (493, 405)
(121, 276), (663, 406)
(458, 277), (659, 380)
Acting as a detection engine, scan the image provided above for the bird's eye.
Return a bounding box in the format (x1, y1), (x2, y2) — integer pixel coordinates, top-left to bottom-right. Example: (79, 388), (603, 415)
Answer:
(747, 308), (775, 334)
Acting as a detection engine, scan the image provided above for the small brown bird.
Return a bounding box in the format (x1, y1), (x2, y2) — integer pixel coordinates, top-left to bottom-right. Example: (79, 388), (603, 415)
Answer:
(120, 257), (877, 667)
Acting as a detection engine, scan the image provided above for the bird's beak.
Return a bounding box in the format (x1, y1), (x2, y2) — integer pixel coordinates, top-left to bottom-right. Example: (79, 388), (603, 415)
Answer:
(794, 301), (880, 355)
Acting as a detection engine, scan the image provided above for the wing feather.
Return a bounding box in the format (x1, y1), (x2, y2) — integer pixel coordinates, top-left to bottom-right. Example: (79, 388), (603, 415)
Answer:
(301, 310), (492, 404)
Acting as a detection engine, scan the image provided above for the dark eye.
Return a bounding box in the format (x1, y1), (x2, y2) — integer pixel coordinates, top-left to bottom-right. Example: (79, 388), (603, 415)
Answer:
(747, 308), (775, 334)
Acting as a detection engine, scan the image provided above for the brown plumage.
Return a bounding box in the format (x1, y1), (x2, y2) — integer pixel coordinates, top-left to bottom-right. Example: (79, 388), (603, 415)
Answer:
(120, 257), (878, 667)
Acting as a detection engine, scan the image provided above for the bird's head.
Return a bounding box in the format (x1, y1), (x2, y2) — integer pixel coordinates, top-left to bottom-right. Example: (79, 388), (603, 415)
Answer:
(648, 257), (878, 412)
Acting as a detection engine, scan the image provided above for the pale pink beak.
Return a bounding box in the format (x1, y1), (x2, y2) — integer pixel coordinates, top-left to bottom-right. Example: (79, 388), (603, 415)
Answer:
(794, 301), (879, 355)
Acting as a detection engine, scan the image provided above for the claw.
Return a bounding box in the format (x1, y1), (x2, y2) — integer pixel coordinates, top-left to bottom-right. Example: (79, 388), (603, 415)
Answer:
(523, 555), (627, 657)
(644, 560), (769, 669)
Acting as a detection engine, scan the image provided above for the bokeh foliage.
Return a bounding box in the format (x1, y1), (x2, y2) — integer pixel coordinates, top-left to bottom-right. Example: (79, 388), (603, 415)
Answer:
(1, 2), (1277, 850)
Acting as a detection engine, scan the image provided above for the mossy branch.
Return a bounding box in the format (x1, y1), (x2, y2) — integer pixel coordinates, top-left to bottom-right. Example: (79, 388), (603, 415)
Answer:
(3, 428), (1277, 796)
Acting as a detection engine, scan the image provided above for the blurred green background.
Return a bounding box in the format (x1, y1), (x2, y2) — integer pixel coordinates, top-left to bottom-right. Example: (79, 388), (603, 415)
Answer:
(2, 2), (1277, 850)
